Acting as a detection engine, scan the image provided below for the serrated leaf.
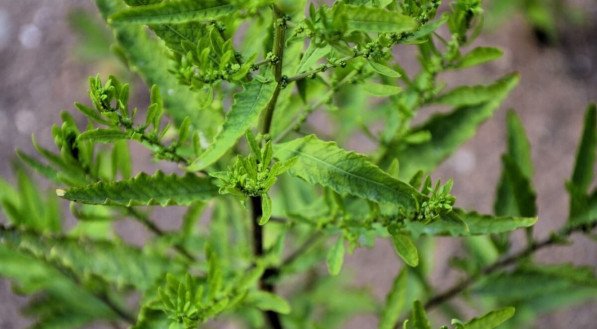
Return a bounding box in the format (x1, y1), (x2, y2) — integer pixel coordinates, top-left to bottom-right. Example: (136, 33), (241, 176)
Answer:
(334, 4), (417, 33)
(58, 171), (219, 206)
(499, 155), (537, 217)
(464, 307), (515, 329)
(296, 44), (331, 74)
(379, 269), (408, 329)
(384, 74), (519, 179)
(389, 232), (418, 267)
(405, 209), (536, 237)
(77, 129), (130, 143)
(245, 291), (291, 314)
(0, 226), (182, 291)
(274, 135), (421, 209)
(433, 79), (516, 107)
(326, 236), (345, 276)
(456, 47), (503, 69)
(109, 0), (234, 25)
(363, 83), (402, 97)
(187, 81), (276, 171)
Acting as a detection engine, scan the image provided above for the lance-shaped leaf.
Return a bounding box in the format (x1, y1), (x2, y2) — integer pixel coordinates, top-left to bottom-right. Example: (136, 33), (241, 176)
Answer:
(187, 81), (277, 171)
(245, 291), (291, 315)
(77, 129), (131, 143)
(494, 110), (536, 217)
(404, 301), (431, 329)
(326, 236), (345, 276)
(389, 231), (419, 267)
(0, 226), (183, 291)
(333, 4), (418, 33)
(404, 209), (536, 237)
(384, 74), (519, 179)
(456, 47), (503, 69)
(567, 104), (596, 219)
(274, 135), (421, 209)
(109, 0), (234, 25)
(463, 307), (515, 329)
(379, 269), (408, 329)
(57, 171), (219, 206)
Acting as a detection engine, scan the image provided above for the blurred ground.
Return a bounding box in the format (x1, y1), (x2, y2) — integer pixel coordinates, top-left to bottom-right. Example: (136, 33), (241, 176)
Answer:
(0, 1), (596, 328)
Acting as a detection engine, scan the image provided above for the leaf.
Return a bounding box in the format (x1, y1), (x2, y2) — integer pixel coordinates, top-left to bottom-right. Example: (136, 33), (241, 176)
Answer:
(274, 135), (421, 209)
(570, 104), (596, 195)
(368, 61), (401, 78)
(187, 81), (276, 171)
(389, 232), (419, 267)
(456, 47), (503, 69)
(384, 74), (519, 179)
(405, 209), (536, 237)
(245, 291), (291, 314)
(363, 83), (403, 97)
(326, 236), (345, 276)
(433, 79), (516, 107)
(464, 307), (515, 329)
(379, 269), (408, 329)
(296, 44), (331, 74)
(410, 301), (432, 329)
(0, 226), (182, 291)
(77, 129), (130, 143)
(58, 171), (219, 206)
(334, 4), (417, 33)
(499, 155), (537, 217)
(259, 194), (272, 225)
(109, 0), (234, 25)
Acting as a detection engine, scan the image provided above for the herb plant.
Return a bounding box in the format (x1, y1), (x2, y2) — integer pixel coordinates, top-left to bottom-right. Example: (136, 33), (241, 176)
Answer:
(1, 1), (595, 329)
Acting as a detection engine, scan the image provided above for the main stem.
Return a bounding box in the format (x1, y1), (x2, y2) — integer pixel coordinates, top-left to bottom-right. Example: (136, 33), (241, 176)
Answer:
(251, 6), (286, 329)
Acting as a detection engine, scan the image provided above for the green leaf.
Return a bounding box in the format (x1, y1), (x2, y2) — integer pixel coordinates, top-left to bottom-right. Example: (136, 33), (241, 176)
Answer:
(334, 4), (417, 33)
(274, 135), (421, 209)
(410, 301), (432, 329)
(368, 61), (401, 78)
(77, 129), (130, 143)
(58, 171), (219, 206)
(296, 44), (331, 74)
(379, 269), (408, 329)
(0, 226), (182, 291)
(570, 104), (596, 195)
(456, 47), (503, 69)
(433, 79), (516, 107)
(464, 307), (515, 329)
(245, 291), (291, 314)
(499, 155), (537, 217)
(385, 74), (519, 179)
(363, 83), (403, 97)
(405, 209), (536, 237)
(259, 194), (272, 225)
(389, 232), (419, 267)
(109, 0), (234, 25)
(326, 236), (345, 276)
(187, 81), (277, 171)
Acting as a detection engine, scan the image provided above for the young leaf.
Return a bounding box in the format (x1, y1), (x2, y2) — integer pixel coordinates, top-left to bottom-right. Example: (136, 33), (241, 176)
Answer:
(409, 301), (432, 329)
(368, 61), (401, 78)
(326, 236), (345, 276)
(109, 0), (234, 25)
(259, 194), (272, 225)
(385, 74), (519, 179)
(334, 4), (417, 33)
(274, 135), (421, 209)
(187, 81), (276, 171)
(296, 44), (331, 74)
(58, 171), (219, 206)
(570, 104), (596, 195)
(363, 83), (403, 97)
(463, 307), (515, 329)
(456, 47), (503, 69)
(389, 232), (419, 267)
(245, 291), (291, 314)
(77, 129), (131, 143)
(379, 269), (408, 329)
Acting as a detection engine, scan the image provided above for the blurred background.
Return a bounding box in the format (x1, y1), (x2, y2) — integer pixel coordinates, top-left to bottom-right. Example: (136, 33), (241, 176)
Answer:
(0, 0), (595, 328)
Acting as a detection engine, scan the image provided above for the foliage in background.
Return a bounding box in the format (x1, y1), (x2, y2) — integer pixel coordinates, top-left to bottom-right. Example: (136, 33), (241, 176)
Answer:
(0, 1), (595, 329)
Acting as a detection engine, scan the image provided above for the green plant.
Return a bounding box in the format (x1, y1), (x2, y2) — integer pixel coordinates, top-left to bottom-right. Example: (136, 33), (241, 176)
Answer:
(1, 1), (595, 329)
